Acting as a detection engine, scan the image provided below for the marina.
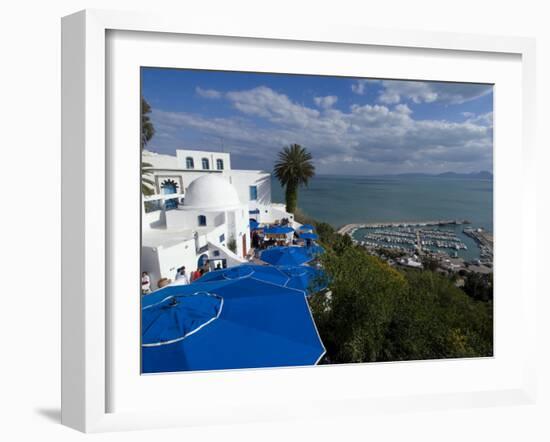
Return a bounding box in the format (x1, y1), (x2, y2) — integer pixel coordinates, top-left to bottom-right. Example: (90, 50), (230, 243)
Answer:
(341, 219), (493, 268)
(338, 219), (470, 235)
(359, 227), (468, 252)
(463, 227), (494, 263)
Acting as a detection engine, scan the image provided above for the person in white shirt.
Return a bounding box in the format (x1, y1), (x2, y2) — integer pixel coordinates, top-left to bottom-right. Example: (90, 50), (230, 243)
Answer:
(174, 266), (190, 285)
(141, 271), (151, 295)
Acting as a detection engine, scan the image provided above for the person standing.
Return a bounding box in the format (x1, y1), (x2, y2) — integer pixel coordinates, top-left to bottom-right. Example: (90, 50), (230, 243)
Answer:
(141, 271), (151, 295)
(190, 268), (201, 282)
(175, 266), (190, 285)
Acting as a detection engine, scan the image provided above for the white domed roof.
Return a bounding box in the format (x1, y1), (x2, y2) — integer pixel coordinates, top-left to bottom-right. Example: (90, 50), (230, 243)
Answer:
(183, 174), (242, 211)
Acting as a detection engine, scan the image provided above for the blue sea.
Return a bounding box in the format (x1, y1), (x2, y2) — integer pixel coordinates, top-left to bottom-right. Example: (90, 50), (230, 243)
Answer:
(271, 175), (493, 261)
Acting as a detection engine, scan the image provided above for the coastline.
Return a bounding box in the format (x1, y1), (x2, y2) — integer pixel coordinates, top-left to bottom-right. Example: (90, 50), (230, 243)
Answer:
(271, 174), (493, 232)
(338, 219), (493, 269)
(337, 219), (471, 235)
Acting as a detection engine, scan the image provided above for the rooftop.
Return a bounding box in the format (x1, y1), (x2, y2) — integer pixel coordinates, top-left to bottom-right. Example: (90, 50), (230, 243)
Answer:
(142, 227), (211, 248)
(182, 174), (243, 211)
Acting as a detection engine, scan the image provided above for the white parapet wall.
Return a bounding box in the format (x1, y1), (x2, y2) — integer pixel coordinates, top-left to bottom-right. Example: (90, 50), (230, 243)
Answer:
(141, 236), (198, 290)
(252, 203), (294, 225)
(142, 209), (165, 230)
(207, 241), (248, 267)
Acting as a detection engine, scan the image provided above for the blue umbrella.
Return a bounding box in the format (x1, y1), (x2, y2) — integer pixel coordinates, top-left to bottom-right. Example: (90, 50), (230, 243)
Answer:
(142, 291), (223, 346)
(260, 246), (313, 266)
(141, 278), (325, 373)
(278, 265), (328, 295)
(263, 226), (294, 234)
(299, 232), (318, 240)
(194, 264), (290, 287)
(298, 224), (315, 232)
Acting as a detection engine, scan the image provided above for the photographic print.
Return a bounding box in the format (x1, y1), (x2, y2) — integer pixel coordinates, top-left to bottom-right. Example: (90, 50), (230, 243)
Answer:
(140, 68), (493, 374)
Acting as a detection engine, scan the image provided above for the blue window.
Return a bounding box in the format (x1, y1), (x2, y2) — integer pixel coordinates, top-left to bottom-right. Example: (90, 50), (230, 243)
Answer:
(161, 179), (178, 210)
(219, 234), (225, 243)
(198, 215), (207, 226)
(186, 157), (194, 169)
(216, 159), (224, 170)
(249, 185), (258, 201)
(202, 158), (210, 169)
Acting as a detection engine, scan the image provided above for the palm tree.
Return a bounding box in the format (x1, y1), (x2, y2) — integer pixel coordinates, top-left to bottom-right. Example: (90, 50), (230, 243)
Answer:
(141, 97), (156, 195)
(273, 144), (315, 214)
(141, 161), (155, 196)
(141, 97), (155, 149)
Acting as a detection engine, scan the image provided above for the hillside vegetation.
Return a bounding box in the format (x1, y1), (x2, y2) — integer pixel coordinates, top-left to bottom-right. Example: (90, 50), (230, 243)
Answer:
(307, 220), (493, 363)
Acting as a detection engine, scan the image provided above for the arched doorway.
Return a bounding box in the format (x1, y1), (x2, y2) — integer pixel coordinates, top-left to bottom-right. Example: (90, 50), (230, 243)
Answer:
(197, 254), (208, 268)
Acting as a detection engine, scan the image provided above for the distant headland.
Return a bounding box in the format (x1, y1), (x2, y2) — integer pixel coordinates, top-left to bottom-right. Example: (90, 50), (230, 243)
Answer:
(315, 171), (493, 179)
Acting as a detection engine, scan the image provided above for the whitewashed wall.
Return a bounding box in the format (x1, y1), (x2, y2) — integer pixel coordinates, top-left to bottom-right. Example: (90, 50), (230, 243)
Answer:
(228, 170), (272, 209)
(165, 208), (227, 230)
(157, 238), (198, 284)
(176, 149), (231, 171)
(141, 236), (197, 289)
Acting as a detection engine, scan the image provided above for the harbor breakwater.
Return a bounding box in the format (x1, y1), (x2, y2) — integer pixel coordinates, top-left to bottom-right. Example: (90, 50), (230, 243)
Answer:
(337, 219), (471, 236)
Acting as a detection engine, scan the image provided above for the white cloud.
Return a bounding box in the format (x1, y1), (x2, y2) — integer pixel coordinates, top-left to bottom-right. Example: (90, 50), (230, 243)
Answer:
(464, 111), (493, 127)
(379, 81), (438, 104)
(226, 86), (319, 127)
(351, 79), (368, 95)
(195, 87), (222, 99)
(151, 86), (493, 174)
(314, 95), (338, 109)
(378, 80), (492, 105)
(395, 104), (413, 115)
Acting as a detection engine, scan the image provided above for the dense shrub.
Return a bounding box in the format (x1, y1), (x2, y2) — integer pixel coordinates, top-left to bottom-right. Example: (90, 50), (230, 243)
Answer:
(310, 243), (493, 363)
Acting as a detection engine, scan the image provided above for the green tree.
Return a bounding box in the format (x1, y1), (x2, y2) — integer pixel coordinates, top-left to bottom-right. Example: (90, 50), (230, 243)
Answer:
(315, 222), (338, 245)
(141, 97), (155, 149)
(310, 247), (408, 363)
(309, 238), (493, 364)
(273, 144), (315, 214)
(421, 255), (439, 272)
(141, 97), (156, 196)
(375, 247), (407, 260)
(141, 161), (155, 196)
(392, 270), (493, 359)
(462, 272), (493, 302)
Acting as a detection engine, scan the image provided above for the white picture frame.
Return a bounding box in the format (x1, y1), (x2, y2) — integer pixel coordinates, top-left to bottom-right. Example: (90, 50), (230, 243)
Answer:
(61, 9), (537, 433)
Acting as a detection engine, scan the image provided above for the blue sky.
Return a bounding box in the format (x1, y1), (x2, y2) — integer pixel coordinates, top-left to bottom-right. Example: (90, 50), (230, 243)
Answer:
(141, 68), (493, 175)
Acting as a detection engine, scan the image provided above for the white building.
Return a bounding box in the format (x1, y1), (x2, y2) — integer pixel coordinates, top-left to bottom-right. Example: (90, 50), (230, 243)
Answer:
(142, 149), (294, 290)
